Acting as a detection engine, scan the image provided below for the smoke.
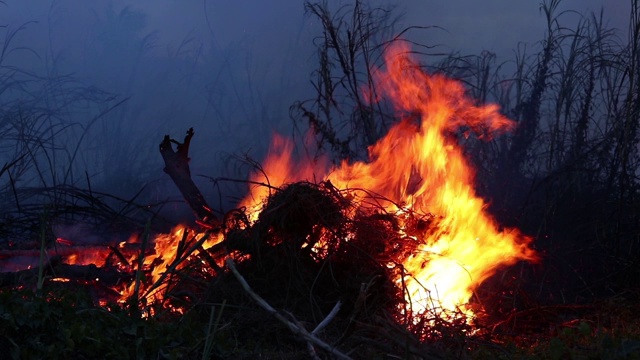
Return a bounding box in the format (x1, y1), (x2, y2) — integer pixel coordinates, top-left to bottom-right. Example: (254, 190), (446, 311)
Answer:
(0, 0), (626, 215)
(0, 1), (318, 213)
(401, 0), (627, 56)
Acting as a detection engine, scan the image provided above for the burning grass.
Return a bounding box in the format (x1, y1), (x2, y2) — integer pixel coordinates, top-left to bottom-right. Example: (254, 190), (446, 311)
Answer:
(0, 41), (542, 357)
(0, 180), (497, 357)
(1, 179), (640, 358)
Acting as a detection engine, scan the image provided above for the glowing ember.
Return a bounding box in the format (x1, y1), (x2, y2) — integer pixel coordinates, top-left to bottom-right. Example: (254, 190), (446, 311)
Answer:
(240, 43), (537, 320)
(118, 227), (223, 311)
(56, 226), (223, 313)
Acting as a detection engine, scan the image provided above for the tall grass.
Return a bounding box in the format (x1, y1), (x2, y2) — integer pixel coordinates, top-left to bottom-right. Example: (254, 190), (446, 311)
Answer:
(297, 0), (640, 300)
(293, 0), (415, 161)
(0, 12), (160, 245)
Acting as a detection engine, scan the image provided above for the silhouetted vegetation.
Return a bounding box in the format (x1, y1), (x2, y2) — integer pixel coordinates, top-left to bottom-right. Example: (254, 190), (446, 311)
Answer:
(295, 0), (640, 305)
(1, 0), (640, 358)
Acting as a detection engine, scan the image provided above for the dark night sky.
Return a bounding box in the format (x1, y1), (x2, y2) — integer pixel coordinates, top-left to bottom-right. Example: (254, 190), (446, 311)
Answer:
(0, 0), (631, 208)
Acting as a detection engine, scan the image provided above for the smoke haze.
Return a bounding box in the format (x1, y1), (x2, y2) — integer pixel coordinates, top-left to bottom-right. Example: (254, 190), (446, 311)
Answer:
(0, 0), (628, 214)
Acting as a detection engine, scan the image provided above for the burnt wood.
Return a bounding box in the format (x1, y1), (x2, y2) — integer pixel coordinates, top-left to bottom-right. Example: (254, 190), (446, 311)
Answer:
(159, 128), (218, 227)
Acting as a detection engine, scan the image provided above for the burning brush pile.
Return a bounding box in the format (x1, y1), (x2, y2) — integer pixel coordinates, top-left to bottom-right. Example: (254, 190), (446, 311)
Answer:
(1, 44), (540, 357)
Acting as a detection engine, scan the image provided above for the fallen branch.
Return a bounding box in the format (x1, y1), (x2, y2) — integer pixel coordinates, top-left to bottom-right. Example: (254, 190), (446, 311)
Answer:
(225, 258), (352, 360)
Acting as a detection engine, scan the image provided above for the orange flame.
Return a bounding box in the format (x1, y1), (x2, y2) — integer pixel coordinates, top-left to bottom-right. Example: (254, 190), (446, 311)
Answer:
(63, 227), (223, 312)
(40, 43), (536, 322)
(120, 227), (223, 311)
(240, 134), (325, 222)
(241, 43), (537, 319)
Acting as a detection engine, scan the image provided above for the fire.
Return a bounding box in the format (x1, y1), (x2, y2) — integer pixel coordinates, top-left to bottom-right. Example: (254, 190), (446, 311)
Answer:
(241, 43), (537, 319)
(240, 134), (323, 222)
(118, 227), (223, 312)
(10, 43), (536, 324)
(58, 226), (223, 314)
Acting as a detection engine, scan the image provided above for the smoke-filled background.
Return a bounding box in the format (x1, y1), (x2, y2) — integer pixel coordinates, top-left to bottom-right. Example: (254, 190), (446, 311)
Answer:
(0, 0), (634, 233)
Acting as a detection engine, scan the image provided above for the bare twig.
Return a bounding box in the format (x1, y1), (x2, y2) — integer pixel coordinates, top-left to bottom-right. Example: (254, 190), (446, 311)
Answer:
(225, 258), (352, 360)
(313, 301), (342, 335)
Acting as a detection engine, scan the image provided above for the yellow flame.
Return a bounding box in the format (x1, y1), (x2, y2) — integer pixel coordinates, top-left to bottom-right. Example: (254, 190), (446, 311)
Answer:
(118, 227), (224, 308)
(58, 43), (537, 320)
(239, 43), (537, 319)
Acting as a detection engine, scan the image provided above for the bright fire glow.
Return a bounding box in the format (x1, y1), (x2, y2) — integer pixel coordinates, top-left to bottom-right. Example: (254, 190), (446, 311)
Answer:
(22, 43), (537, 323)
(239, 43), (537, 319)
(119, 227), (223, 310)
(61, 226), (223, 312)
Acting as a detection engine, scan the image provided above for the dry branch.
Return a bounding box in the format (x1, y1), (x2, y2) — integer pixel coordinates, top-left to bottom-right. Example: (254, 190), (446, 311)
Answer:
(225, 258), (353, 360)
(159, 128), (218, 227)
